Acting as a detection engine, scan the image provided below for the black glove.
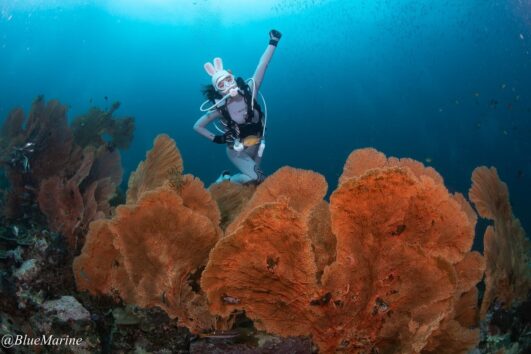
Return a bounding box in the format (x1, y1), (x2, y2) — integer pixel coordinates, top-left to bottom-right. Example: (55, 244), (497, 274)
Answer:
(269, 29), (282, 46)
(212, 134), (226, 144)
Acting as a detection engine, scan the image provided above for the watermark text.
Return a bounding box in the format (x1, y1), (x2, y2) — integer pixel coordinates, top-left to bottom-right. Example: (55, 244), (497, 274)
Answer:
(2, 334), (83, 348)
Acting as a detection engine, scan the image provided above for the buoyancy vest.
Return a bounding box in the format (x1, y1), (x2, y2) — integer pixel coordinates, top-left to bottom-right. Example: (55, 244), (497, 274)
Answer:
(215, 77), (264, 147)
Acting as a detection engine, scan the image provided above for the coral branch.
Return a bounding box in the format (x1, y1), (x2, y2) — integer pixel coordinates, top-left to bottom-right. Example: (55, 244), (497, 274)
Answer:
(74, 135), (222, 332)
(469, 167), (531, 318)
(209, 181), (256, 231)
(126, 134), (183, 204)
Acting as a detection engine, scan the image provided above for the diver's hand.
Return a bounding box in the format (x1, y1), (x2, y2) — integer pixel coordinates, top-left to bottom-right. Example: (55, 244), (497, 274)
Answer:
(212, 132), (231, 144)
(269, 29), (282, 46)
(212, 133), (227, 144)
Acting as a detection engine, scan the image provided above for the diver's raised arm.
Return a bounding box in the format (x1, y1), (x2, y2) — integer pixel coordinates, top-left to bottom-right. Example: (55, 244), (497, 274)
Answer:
(252, 29), (282, 91)
(193, 110), (223, 142)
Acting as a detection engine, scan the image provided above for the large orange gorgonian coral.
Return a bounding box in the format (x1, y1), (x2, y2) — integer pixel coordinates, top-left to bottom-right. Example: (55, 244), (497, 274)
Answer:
(74, 142), (487, 352)
(201, 200), (321, 335)
(209, 181), (256, 230)
(222, 166), (336, 280)
(340, 147), (444, 186)
(469, 166), (531, 318)
(126, 134), (183, 204)
(202, 150), (484, 353)
(74, 135), (223, 332)
(224, 166), (329, 234)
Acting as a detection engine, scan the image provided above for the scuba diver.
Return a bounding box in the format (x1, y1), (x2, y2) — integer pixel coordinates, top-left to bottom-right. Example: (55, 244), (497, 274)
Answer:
(193, 29), (282, 184)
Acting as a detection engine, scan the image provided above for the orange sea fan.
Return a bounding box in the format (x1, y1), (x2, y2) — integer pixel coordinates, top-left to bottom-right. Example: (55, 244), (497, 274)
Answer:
(74, 135), (223, 332)
(322, 167), (478, 353)
(307, 200), (336, 282)
(421, 253), (485, 354)
(209, 181), (256, 231)
(340, 147), (443, 186)
(37, 144), (121, 251)
(221, 166), (336, 280)
(179, 174), (221, 228)
(126, 134), (183, 204)
(469, 166), (531, 318)
(73, 220), (121, 295)
(74, 186), (221, 332)
(203, 161), (482, 353)
(201, 201), (321, 335)
(38, 147), (95, 250)
(225, 166), (328, 235)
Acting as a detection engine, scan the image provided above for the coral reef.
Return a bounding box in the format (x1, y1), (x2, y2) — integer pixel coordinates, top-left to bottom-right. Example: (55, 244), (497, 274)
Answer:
(469, 167), (531, 317)
(37, 145), (123, 251)
(74, 135), (223, 333)
(0, 97), (128, 253)
(478, 294), (531, 353)
(4, 104), (529, 354)
(190, 334), (313, 354)
(201, 149), (484, 353)
(0, 97), (75, 219)
(209, 181), (256, 231)
(0, 97), (133, 353)
(126, 133), (183, 204)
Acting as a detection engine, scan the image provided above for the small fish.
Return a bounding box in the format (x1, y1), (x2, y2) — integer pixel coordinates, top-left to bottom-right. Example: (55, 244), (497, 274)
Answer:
(474, 92), (480, 97)
(12, 225), (19, 236)
(438, 108), (444, 113)
(425, 157), (432, 163)
(520, 33), (525, 40)
(222, 295), (240, 304)
(199, 330), (240, 340)
(501, 83), (507, 89)
(503, 130), (508, 135)
(455, 100), (460, 105)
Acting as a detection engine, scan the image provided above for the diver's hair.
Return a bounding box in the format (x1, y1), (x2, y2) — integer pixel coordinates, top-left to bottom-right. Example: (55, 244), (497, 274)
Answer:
(202, 84), (222, 101)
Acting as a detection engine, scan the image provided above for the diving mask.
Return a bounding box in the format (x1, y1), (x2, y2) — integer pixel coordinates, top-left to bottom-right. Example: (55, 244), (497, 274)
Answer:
(216, 74), (237, 94)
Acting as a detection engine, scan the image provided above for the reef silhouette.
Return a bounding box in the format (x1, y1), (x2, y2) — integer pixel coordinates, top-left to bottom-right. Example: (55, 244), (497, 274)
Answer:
(0, 96), (133, 252)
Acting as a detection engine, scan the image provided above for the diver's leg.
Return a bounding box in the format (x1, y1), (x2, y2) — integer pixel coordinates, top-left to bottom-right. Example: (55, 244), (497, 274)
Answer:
(248, 144), (265, 181)
(215, 169), (231, 184)
(226, 147), (264, 184)
(247, 144), (263, 166)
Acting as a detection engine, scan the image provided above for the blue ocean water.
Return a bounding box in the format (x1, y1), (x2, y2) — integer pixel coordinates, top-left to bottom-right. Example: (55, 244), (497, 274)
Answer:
(1, 0), (530, 237)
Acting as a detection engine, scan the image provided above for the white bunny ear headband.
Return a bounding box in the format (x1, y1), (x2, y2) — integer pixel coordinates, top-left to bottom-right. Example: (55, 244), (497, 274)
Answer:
(204, 57), (231, 88)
